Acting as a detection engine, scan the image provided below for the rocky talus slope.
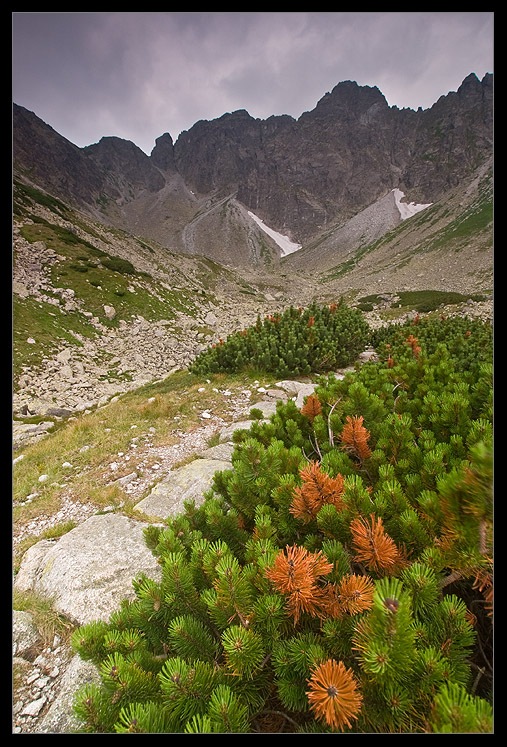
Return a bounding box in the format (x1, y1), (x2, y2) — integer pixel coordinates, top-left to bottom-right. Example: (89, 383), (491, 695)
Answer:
(12, 176), (493, 445)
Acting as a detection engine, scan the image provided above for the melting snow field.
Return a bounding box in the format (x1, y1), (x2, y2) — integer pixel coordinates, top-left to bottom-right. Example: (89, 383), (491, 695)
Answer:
(248, 188), (431, 256)
(392, 188), (432, 220)
(247, 211), (302, 256)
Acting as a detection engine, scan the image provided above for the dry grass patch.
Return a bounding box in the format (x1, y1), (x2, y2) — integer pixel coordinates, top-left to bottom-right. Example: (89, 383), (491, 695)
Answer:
(13, 369), (265, 537)
(13, 589), (76, 647)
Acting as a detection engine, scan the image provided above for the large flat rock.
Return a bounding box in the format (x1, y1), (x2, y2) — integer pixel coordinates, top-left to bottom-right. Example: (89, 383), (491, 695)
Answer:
(134, 457), (231, 520)
(13, 514), (161, 625)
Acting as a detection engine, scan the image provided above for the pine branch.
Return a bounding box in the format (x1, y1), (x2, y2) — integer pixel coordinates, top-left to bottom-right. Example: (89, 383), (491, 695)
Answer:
(340, 415), (372, 461)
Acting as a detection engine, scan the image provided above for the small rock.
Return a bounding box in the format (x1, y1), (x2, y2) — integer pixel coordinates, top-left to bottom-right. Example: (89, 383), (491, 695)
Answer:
(21, 696), (47, 717)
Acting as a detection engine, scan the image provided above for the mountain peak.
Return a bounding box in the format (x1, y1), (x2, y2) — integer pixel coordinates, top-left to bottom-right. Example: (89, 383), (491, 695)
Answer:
(150, 132), (176, 171)
(310, 79), (388, 118)
(461, 72), (480, 85)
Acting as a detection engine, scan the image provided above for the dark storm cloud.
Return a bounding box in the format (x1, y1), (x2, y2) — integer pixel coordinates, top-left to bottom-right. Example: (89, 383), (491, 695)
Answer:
(12, 12), (493, 155)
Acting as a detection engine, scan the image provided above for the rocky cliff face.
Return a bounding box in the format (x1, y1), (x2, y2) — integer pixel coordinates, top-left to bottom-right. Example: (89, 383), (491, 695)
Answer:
(12, 73), (493, 268)
(12, 104), (105, 207)
(401, 73), (494, 200)
(234, 81), (409, 239)
(83, 137), (166, 198)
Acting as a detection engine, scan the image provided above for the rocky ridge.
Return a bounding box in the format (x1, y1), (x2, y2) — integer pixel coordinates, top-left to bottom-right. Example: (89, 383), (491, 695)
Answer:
(13, 73), (493, 269)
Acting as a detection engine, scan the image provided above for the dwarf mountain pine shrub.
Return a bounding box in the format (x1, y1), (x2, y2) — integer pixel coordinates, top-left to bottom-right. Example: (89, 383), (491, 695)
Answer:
(71, 313), (493, 733)
(189, 300), (370, 378)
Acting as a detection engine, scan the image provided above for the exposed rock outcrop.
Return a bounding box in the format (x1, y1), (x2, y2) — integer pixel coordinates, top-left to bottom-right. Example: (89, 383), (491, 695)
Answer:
(13, 73), (493, 268)
(14, 514), (163, 625)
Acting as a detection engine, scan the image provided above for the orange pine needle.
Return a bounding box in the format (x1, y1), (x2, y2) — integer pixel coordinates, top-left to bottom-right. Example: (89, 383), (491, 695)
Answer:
(301, 394), (322, 422)
(336, 574), (375, 615)
(405, 334), (421, 358)
(284, 584), (332, 623)
(265, 545), (334, 623)
(290, 461), (345, 523)
(350, 514), (400, 574)
(265, 545), (316, 593)
(340, 415), (372, 461)
(472, 568), (493, 617)
(317, 584), (344, 619)
(306, 659), (362, 731)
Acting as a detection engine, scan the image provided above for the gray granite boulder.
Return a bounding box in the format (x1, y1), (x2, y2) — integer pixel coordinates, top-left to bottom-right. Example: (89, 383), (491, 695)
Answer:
(13, 514), (161, 626)
(134, 457), (231, 520)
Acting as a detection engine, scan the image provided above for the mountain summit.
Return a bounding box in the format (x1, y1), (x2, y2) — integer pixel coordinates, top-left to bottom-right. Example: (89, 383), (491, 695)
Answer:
(13, 73), (492, 272)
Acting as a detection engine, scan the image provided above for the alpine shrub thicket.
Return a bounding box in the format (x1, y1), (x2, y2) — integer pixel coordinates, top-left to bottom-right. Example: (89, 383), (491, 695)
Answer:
(70, 309), (493, 734)
(189, 300), (370, 378)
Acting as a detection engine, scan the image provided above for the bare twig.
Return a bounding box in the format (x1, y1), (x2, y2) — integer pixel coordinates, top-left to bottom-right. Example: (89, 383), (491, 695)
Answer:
(471, 665), (486, 695)
(309, 434), (322, 461)
(255, 710), (301, 731)
(327, 399), (341, 447)
(438, 569), (463, 590)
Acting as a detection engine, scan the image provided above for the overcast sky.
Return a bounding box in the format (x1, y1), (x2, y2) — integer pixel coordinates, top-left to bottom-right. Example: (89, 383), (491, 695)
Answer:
(12, 12), (494, 156)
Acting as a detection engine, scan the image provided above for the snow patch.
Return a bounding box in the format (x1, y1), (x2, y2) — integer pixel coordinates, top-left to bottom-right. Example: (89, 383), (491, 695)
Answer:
(248, 211), (302, 256)
(392, 189), (432, 220)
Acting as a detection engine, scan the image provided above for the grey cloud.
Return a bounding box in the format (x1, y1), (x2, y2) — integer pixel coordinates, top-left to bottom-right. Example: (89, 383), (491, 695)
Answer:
(12, 12), (493, 155)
